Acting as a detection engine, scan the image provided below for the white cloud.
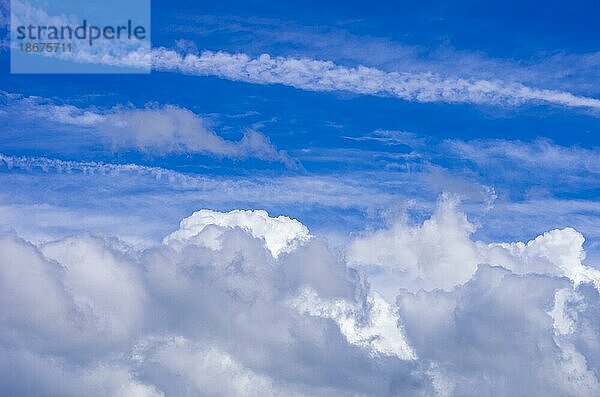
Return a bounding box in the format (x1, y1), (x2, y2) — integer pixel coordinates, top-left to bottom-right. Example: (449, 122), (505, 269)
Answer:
(41, 235), (148, 340)
(8, 4), (600, 111)
(348, 195), (480, 291)
(0, 153), (400, 211)
(1, 92), (296, 166)
(0, 348), (164, 397)
(548, 287), (583, 336)
(0, 209), (414, 396)
(396, 264), (600, 396)
(484, 228), (600, 289)
(131, 336), (303, 397)
(3, 149), (600, 260)
(344, 129), (427, 147)
(152, 49), (600, 111)
(290, 287), (416, 359)
(8, 41), (600, 111)
(2, 203), (600, 395)
(96, 106), (295, 166)
(169, 15), (600, 97)
(348, 194), (600, 294)
(164, 209), (312, 258)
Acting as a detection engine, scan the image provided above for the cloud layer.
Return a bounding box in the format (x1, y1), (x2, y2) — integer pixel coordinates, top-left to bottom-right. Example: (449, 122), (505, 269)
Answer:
(2, 202), (600, 396)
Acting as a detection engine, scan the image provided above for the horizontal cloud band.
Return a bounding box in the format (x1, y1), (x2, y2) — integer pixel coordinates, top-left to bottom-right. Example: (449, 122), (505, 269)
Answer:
(151, 49), (600, 110)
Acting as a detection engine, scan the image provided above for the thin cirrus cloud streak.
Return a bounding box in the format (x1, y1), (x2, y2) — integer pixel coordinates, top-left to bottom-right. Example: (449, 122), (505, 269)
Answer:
(170, 14), (600, 95)
(7, 41), (600, 110)
(0, 153), (400, 211)
(446, 138), (600, 174)
(36, 45), (600, 111)
(150, 48), (600, 111)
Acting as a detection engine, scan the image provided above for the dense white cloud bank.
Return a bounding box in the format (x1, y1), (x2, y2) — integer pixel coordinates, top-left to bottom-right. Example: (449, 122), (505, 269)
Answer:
(291, 287), (416, 359)
(2, 204), (600, 396)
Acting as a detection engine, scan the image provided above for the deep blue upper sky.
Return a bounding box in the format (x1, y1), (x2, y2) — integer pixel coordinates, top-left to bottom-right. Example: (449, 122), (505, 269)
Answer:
(0, 0), (598, 255)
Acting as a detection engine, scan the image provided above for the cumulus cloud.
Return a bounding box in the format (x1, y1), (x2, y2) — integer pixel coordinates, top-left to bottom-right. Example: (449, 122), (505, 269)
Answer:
(0, 210), (412, 396)
(348, 195), (480, 292)
(131, 336), (296, 397)
(348, 195), (600, 294)
(291, 287), (416, 359)
(396, 265), (600, 396)
(347, 197), (600, 395)
(2, 203), (600, 396)
(164, 209), (312, 258)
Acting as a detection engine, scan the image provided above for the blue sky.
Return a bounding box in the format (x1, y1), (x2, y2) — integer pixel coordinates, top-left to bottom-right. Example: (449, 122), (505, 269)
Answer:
(1, 2), (600, 395)
(1, 0), (599, 251)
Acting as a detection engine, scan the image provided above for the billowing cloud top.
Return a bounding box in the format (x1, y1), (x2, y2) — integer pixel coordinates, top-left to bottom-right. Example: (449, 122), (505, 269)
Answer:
(2, 203), (600, 396)
(163, 209), (312, 258)
(348, 196), (600, 293)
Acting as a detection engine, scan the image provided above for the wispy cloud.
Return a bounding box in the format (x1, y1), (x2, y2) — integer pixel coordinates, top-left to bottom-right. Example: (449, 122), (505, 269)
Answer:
(7, 2), (600, 111)
(7, 40), (600, 111)
(151, 49), (600, 110)
(0, 93), (296, 167)
(444, 138), (600, 193)
(168, 15), (600, 96)
(447, 138), (600, 174)
(343, 130), (427, 147)
(7, 3), (600, 111)
(0, 153), (396, 209)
